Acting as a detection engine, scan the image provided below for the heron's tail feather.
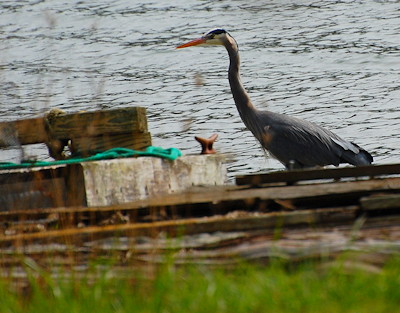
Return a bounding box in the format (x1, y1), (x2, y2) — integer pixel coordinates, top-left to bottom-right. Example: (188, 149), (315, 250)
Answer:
(341, 142), (373, 166)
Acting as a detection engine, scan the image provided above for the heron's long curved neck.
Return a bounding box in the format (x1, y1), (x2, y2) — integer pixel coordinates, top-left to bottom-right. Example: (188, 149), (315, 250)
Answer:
(223, 38), (257, 124)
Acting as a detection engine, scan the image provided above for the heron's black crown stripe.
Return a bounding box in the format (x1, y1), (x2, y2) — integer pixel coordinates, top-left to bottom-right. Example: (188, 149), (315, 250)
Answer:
(208, 29), (226, 35)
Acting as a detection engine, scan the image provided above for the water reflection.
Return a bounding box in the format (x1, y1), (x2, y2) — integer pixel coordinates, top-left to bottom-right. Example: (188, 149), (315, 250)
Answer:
(0, 0), (399, 178)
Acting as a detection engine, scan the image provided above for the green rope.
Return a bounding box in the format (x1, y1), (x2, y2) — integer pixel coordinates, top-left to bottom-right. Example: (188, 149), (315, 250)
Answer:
(0, 146), (182, 170)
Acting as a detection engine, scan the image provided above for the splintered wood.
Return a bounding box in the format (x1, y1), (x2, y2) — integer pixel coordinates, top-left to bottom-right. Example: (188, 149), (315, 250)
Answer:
(0, 163), (399, 273)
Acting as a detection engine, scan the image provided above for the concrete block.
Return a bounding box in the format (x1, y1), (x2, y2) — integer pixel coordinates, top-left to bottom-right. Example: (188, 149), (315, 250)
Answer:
(81, 155), (227, 207)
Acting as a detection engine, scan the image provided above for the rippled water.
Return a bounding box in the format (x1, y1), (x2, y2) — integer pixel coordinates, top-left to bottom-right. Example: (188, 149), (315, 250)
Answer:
(0, 0), (399, 178)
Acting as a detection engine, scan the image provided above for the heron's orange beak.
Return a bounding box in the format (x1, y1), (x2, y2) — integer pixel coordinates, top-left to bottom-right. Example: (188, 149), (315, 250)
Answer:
(176, 38), (206, 49)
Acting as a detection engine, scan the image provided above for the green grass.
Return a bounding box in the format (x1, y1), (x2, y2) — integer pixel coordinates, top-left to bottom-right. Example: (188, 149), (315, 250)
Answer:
(1, 257), (400, 313)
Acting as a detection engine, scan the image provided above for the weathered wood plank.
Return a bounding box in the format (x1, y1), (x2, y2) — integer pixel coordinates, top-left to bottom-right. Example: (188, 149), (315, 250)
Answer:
(0, 178), (67, 211)
(70, 131), (152, 155)
(236, 163), (400, 186)
(2, 220), (399, 272)
(48, 108), (148, 139)
(0, 108), (148, 147)
(136, 221), (400, 265)
(0, 165), (65, 184)
(0, 206), (359, 245)
(360, 194), (400, 211)
(0, 164), (86, 210)
(0, 117), (47, 146)
(118, 176), (400, 210)
(0, 176), (399, 220)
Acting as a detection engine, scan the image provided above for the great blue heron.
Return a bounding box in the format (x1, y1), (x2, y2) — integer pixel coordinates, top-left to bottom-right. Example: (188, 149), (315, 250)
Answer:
(177, 29), (373, 169)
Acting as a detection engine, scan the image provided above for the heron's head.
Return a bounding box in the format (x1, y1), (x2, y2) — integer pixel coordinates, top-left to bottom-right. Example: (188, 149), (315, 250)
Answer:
(176, 29), (234, 49)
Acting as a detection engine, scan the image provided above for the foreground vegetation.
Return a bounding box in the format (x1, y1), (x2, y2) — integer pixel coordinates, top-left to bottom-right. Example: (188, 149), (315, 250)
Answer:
(1, 257), (399, 313)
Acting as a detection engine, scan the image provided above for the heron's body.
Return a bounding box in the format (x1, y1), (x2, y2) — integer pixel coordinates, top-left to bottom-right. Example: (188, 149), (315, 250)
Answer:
(177, 29), (373, 169)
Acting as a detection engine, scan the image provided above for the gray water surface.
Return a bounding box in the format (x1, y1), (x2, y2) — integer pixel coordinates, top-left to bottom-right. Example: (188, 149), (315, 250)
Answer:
(1, 0), (399, 177)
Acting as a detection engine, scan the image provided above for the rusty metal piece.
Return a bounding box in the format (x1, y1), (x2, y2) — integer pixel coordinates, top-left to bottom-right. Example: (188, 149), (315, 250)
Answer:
(195, 133), (218, 154)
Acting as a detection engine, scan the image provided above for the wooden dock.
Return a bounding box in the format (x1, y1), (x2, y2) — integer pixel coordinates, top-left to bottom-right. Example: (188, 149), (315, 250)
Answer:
(0, 163), (399, 276)
(0, 108), (399, 279)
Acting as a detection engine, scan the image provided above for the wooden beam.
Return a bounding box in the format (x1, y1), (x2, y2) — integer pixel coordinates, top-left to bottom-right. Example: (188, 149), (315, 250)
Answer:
(360, 194), (400, 211)
(0, 107), (148, 147)
(1, 176), (399, 221)
(48, 107), (148, 139)
(118, 176), (400, 210)
(0, 206), (359, 245)
(70, 132), (152, 155)
(236, 163), (400, 186)
(0, 117), (47, 146)
(0, 178), (67, 211)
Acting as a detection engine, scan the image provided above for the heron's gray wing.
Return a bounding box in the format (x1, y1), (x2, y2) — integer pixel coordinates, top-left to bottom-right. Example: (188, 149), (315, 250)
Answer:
(258, 112), (344, 167)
